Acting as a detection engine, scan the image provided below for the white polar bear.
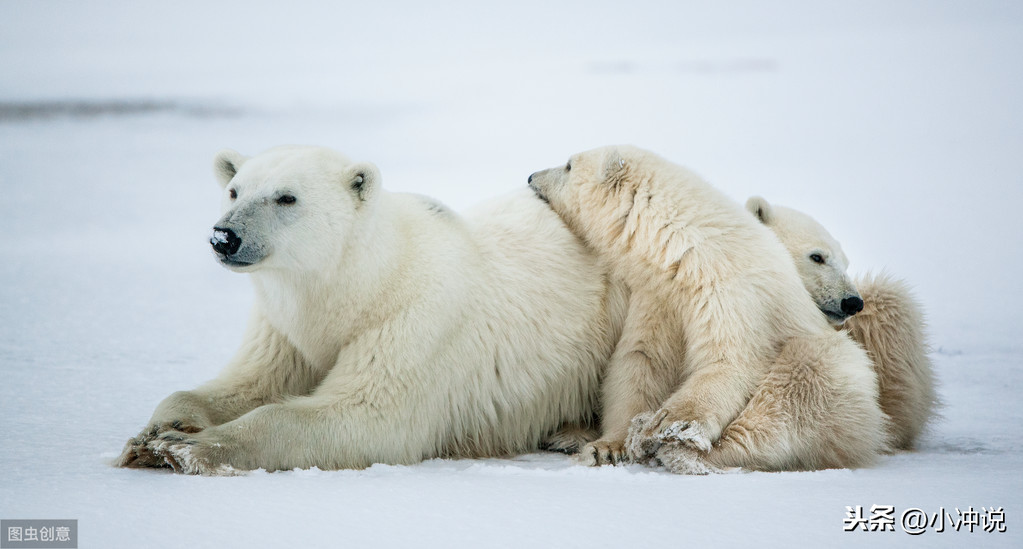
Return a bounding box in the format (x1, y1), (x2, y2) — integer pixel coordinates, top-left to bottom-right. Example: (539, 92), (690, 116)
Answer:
(116, 145), (628, 475)
(746, 196), (937, 449)
(745, 197), (863, 325)
(529, 145), (889, 473)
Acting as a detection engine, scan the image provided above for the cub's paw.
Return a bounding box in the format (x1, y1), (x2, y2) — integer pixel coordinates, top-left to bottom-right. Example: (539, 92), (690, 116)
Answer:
(578, 440), (629, 466)
(638, 409), (713, 453)
(624, 411), (665, 461)
(655, 443), (740, 475)
(654, 444), (717, 475)
(147, 431), (243, 476)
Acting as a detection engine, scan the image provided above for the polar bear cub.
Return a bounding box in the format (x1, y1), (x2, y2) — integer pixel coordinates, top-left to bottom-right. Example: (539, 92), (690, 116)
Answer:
(745, 197), (863, 325)
(747, 196), (937, 449)
(529, 145), (889, 472)
(116, 145), (627, 474)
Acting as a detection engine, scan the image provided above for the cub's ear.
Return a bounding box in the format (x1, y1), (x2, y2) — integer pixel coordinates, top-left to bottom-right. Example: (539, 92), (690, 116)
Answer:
(344, 162), (381, 203)
(603, 149), (628, 187)
(746, 196), (774, 225)
(213, 149), (248, 188)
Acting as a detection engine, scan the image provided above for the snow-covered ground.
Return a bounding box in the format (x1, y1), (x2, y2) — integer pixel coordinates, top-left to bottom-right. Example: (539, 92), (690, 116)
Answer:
(1, 1), (1021, 547)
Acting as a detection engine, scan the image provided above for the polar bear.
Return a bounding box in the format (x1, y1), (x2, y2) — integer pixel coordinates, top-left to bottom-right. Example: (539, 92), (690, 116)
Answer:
(746, 197), (937, 449)
(116, 145), (628, 475)
(745, 197), (863, 325)
(528, 145), (889, 473)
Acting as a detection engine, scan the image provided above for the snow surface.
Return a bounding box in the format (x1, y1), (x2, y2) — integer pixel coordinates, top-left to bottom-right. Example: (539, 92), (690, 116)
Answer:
(1, 1), (1021, 547)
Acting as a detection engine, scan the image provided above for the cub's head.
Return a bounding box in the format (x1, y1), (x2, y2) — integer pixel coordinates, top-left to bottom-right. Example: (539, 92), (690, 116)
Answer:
(746, 196), (862, 325)
(528, 145), (652, 253)
(210, 146), (381, 273)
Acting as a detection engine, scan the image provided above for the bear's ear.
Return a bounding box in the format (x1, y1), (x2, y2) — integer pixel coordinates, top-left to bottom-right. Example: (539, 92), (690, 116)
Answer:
(746, 196), (774, 225)
(213, 149), (248, 188)
(603, 149), (628, 188)
(344, 162), (381, 203)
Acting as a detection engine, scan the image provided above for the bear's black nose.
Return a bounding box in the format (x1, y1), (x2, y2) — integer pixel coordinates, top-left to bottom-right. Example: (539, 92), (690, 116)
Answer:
(210, 227), (242, 256)
(841, 296), (864, 316)
(528, 172), (535, 184)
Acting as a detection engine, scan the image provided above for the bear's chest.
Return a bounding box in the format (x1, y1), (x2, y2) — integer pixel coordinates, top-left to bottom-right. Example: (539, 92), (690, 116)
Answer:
(258, 287), (347, 371)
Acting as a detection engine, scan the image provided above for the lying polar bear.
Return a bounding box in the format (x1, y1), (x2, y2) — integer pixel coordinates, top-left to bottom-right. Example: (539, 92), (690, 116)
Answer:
(746, 196), (937, 450)
(117, 146), (628, 474)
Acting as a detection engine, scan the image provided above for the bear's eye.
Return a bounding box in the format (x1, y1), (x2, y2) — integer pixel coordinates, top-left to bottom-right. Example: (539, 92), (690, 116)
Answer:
(228, 188), (237, 200)
(810, 253), (825, 264)
(276, 194), (297, 205)
(565, 161), (572, 172)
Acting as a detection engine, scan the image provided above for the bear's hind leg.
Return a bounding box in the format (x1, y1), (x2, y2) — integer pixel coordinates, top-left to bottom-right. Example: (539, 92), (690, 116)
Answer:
(704, 333), (887, 472)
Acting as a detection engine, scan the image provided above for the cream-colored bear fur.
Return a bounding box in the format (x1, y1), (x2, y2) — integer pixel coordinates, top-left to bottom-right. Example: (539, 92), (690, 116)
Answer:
(746, 197), (937, 450)
(844, 273), (937, 449)
(529, 145), (889, 473)
(116, 146), (627, 474)
(746, 197), (862, 325)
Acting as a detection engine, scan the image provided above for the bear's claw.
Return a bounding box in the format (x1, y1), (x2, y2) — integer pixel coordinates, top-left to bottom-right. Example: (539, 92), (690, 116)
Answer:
(578, 440), (629, 466)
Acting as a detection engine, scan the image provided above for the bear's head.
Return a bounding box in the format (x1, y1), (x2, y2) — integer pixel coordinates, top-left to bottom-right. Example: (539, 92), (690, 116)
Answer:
(746, 196), (863, 325)
(209, 146), (381, 273)
(527, 145), (659, 256)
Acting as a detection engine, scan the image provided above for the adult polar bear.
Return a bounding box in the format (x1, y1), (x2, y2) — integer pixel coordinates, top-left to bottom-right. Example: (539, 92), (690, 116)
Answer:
(116, 146), (627, 475)
(529, 145), (889, 473)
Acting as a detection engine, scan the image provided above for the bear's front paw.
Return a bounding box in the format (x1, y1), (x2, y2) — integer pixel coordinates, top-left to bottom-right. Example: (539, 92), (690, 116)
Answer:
(654, 443), (734, 475)
(624, 411), (665, 461)
(147, 431), (244, 476)
(578, 439), (629, 466)
(115, 421), (207, 469)
(116, 426), (167, 469)
(638, 409), (714, 453)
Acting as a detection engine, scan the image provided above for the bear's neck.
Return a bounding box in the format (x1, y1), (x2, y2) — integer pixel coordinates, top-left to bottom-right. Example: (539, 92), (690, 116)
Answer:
(249, 202), (408, 371)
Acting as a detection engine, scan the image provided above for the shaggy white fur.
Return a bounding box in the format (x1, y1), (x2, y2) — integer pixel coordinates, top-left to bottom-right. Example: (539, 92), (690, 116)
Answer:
(530, 145), (889, 473)
(116, 146), (628, 474)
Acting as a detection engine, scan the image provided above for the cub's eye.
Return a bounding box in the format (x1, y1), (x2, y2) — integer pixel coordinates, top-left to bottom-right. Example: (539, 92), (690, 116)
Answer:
(228, 188), (237, 200)
(276, 194), (296, 205)
(565, 161), (572, 171)
(810, 253), (825, 264)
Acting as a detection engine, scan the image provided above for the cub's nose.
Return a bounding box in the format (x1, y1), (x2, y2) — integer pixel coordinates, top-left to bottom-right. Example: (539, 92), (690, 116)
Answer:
(210, 227), (242, 256)
(528, 172), (535, 184)
(841, 296), (864, 316)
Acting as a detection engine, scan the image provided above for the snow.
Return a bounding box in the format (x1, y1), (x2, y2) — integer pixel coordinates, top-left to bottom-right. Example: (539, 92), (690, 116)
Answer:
(1, 1), (1021, 547)
(211, 230), (230, 244)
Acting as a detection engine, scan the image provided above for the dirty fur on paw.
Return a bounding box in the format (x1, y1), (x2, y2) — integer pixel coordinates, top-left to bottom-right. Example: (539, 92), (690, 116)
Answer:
(577, 440), (629, 466)
(625, 411), (664, 460)
(147, 434), (242, 476)
(654, 443), (717, 475)
(658, 419), (713, 453)
(639, 409), (713, 453)
(654, 443), (740, 475)
(115, 421), (206, 469)
(116, 424), (173, 468)
(116, 432), (169, 469)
